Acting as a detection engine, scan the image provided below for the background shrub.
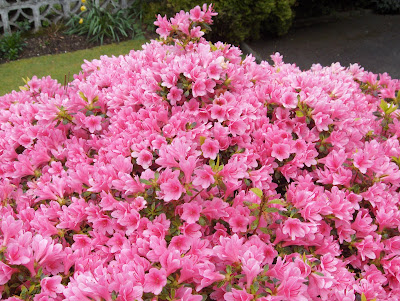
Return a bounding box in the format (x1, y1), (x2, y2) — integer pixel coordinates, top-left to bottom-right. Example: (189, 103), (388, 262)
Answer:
(142, 0), (296, 44)
(0, 31), (26, 61)
(373, 0), (400, 13)
(66, 0), (143, 44)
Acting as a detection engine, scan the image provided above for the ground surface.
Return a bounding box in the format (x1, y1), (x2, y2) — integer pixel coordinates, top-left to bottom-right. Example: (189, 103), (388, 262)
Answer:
(248, 10), (400, 79)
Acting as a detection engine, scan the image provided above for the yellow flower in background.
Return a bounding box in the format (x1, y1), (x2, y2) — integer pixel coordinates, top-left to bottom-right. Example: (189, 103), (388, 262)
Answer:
(80, 5), (87, 12)
(81, 0), (86, 3)
(79, 18), (84, 24)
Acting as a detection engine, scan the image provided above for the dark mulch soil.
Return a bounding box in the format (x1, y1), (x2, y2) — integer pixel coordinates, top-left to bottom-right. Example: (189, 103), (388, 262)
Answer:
(0, 26), (155, 64)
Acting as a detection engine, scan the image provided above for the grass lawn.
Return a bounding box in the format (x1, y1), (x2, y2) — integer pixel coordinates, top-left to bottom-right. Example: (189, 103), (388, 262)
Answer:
(0, 39), (147, 96)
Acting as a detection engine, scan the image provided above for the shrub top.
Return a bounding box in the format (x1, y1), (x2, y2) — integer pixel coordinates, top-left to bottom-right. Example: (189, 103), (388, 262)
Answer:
(0, 4), (400, 301)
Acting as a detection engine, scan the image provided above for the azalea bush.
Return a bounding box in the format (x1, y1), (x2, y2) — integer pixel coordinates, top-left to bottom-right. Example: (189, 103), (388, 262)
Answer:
(1, 4), (400, 301)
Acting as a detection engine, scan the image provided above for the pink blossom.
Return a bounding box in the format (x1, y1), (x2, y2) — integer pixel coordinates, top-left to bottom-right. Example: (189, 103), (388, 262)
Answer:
(143, 268), (167, 295)
(280, 91), (297, 109)
(229, 214), (249, 233)
(181, 202), (202, 224)
(160, 178), (184, 202)
(192, 79), (207, 98)
(134, 149), (153, 169)
(228, 120), (246, 136)
(271, 143), (291, 161)
(224, 288), (254, 301)
(83, 115), (102, 133)
(167, 87), (183, 105)
(0, 261), (17, 285)
(355, 235), (383, 261)
(201, 138), (220, 160)
(192, 165), (215, 189)
(282, 218), (312, 240)
(41, 275), (64, 297)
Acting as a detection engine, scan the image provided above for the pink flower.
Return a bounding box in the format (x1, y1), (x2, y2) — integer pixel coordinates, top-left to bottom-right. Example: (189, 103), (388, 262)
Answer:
(169, 235), (192, 253)
(229, 214), (249, 233)
(135, 149), (153, 169)
(175, 287), (203, 301)
(83, 115), (102, 133)
(192, 79), (207, 98)
(271, 143), (291, 161)
(154, 15), (171, 39)
(282, 218), (311, 240)
(224, 288), (254, 301)
(210, 105), (226, 122)
(207, 60), (223, 80)
(353, 150), (373, 174)
(160, 178), (185, 202)
(201, 138), (220, 160)
(276, 266), (307, 300)
(181, 202), (202, 224)
(192, 165), (215, 189)
(1, 215), (23, 246)
(355, 235), (383, 261)
(280, 91), (297, 109)
(41, 275), (64, 297)
(189, 5), (205, 22)
(0, 261), (17, 285)
(143, 268), (167, 295)
(167, 87), (183, 105)
(241, 257), (262, 290)
(160, 249), (182, 275)
(228, 120), (246, 136)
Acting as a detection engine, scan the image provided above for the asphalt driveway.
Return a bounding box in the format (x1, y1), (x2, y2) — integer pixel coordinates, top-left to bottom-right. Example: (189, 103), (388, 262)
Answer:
(246, 11), (400, 79)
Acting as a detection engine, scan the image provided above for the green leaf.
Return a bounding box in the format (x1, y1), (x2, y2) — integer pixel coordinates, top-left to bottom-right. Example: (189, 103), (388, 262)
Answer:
(259, 227), (270, 234)
(361, 293), (367, 301)
(247, 203), (260, 210)
(250, 281), (259, 294)
(264, 207), (279, 213)
(250, 187), (263, 199)
(226, 265), (232, 274)
(198, 216), (207, 226)
(20, 286), (28, 299)
(380, 99), (389, 113)
(217, 281), (225, 288)
(139, 178), (152, 185)
(268, 199), (285, 205)
(295, 110), (304, 117)
(387, 104), (397, 115)
(314, 271), (324, 276)
(79, 91), (88, 102)
(209, 159), (215, 169)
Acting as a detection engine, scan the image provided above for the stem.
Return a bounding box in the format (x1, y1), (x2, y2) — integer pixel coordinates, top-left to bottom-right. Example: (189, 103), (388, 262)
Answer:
(252, 195), (268, 235)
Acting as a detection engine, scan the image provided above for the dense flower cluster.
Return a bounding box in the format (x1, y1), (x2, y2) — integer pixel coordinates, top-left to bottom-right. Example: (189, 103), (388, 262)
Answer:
(1, 4), (400, 300)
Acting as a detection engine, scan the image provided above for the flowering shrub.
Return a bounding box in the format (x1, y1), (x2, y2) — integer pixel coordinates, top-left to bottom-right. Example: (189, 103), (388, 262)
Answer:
(1, 4), (400, 300)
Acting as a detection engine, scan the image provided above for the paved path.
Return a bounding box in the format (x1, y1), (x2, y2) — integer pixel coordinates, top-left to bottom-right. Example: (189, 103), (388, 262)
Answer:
(245, 11), (400, 79)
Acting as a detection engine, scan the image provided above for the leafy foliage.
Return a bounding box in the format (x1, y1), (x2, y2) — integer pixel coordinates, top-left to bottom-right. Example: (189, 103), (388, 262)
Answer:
(65, 1), (143, 44)
(373, 0), (400, 13)
(143, 0), (295, 44)
(0, 31), (26, 61)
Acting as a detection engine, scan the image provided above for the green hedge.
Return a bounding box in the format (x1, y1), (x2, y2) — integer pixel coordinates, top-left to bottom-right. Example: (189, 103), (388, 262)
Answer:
(373, 0), (400, 13)
(142, 0), (295, 44)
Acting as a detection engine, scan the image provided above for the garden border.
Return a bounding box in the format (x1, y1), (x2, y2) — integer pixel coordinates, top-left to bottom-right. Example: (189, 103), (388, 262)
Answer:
(0, 0), (136, 34)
